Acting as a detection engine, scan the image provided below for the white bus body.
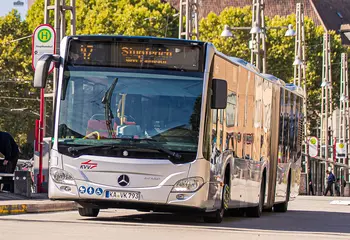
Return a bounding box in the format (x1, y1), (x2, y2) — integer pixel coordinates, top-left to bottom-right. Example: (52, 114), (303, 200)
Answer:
(34, 36), (304, 223)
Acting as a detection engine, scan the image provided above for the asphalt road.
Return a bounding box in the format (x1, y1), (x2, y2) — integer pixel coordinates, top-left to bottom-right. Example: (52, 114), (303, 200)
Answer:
(1, 196), (349, 240)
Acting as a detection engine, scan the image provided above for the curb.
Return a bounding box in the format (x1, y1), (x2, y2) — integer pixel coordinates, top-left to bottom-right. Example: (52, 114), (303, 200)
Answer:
(0, 201), (78, 215)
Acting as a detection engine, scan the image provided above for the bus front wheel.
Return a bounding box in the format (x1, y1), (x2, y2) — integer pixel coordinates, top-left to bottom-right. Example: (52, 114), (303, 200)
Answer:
(203, 182), (229, 223)
(78, 207), (100, 217)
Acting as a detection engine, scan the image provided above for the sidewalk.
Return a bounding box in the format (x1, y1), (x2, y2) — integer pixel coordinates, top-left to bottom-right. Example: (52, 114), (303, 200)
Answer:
(0, 192), (77, 215)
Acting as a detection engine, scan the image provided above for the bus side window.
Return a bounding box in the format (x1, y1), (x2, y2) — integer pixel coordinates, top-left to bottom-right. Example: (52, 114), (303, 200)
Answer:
(278, 89), (284, 146)
(226, 91), (236, 152)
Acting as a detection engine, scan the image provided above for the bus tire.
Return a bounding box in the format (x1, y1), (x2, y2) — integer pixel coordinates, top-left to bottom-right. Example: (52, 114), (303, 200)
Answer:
(78, 207), (100, 217)
(203, 181), (229, 223)
(246, 174), (265, 218)
(203, 207), (224, 223)
(274, 172), (291, 213)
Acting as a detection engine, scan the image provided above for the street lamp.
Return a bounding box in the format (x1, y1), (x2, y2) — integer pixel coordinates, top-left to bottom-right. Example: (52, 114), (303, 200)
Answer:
(250, 22), (262, 34)
(293, 55), (303, 66)
(221, 25), (234, 38)
(221, 24), (294, 38)
(285, 24), (296, 37)
(340, 94), (348, 102)
(321, 81), (331, 88)
(220, 24), (296, 74)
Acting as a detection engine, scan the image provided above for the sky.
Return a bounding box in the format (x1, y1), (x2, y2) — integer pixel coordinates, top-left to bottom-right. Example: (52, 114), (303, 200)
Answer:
(0, 0), (28, 20)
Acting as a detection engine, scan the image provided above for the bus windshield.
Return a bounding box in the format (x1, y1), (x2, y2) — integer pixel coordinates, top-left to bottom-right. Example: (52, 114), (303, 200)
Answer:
(58, 66), (203, 156)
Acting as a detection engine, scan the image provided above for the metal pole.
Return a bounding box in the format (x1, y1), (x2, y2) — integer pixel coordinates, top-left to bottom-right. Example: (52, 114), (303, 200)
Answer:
(38, 0), (51, 193)
(70, 0), (76, 35)
(320, 33), (332, 188)
(250, 0), (256, 66)
(178, 0), (199, 40)
(294, 3), (302, 87)
(256, 0), (261, 72)
(44, 0), (49, 24)
(293, 2), (308, 193)
(178, 0), (184, 39)
(328, 35), (333, 170)
(250, 0), (265, 73)
(261, 0), (266, 73)
(193, 0), (199, 40)
(346, 54), (350, 182)
(53, 0), (60, 107)
(38, 89), (45, 193)
(40, 0), (76, 193)
(185, 0), (189, 40)
(340, 53), (349, 182)
(45, 0), (76, 123)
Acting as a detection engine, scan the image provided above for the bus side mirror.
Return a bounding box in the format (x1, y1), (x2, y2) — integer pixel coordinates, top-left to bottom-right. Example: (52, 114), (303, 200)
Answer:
(34, 54), (60, 88)
(211, 78), (227, 109)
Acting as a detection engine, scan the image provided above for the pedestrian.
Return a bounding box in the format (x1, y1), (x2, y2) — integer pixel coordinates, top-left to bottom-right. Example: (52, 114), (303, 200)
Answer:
(308, 169), (315, 195)
(324, 170), (336, 196)
(0, 131), (19, 174)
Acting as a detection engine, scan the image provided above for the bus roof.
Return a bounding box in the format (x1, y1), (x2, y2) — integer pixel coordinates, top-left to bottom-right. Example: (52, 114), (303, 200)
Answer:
(212, 45), (304, 98)
(68, 35), (205, 45)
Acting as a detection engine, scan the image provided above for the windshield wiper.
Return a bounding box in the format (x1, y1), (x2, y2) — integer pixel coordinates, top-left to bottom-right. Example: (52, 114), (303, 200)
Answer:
(67, 144), (125, 154)
(67, 138), (182, 160)
(101, 78), (119, 138)
(140, 139), (182, 160)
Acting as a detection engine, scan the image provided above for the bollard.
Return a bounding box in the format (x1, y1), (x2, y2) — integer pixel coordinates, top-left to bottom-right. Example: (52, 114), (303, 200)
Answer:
(14, 171), (32, 198)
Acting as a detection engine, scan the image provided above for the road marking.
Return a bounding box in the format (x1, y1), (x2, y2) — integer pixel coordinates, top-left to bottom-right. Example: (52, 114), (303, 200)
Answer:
(1, 213), (350, 239)
(330, 200), (350, 205)
(0, 204), (27, 215)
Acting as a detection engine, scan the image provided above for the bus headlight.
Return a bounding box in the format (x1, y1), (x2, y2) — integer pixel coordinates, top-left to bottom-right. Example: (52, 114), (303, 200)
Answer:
(171, 177), (204, 193)
(50, 168), (76, 186)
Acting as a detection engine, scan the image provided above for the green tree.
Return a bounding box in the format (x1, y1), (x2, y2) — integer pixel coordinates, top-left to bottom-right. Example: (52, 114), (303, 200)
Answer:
(199, 7), (347, 133)
(27, 0), (177, 37)
(199, 6), (252, 59)
(0, 10), (38, 149)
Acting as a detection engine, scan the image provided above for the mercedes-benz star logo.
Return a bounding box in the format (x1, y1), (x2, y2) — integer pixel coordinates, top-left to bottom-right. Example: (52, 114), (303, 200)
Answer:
(118, 175), (130, 187)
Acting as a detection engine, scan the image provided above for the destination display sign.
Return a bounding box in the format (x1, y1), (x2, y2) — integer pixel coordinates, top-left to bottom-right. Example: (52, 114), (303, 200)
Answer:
(67, 40), (203, 72)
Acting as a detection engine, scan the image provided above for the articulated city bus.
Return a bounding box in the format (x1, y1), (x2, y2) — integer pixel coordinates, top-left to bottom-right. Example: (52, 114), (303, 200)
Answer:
(34, 35), (304, 223)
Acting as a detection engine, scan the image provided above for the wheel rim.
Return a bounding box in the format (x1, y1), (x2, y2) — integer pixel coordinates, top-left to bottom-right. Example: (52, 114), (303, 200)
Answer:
(259, 195), (263, 213)
(219, 207), (224, 218)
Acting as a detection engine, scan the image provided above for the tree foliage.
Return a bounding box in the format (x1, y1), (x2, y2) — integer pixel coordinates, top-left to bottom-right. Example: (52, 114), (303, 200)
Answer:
(199, 7), (347, 134)
(0, 10), (38, 149)
(27, 0), (178, 37)
(0, 2), (349, 156)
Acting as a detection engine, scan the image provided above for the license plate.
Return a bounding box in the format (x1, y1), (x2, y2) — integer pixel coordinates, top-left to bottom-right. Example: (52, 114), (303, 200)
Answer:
(106, 191), (140, 200)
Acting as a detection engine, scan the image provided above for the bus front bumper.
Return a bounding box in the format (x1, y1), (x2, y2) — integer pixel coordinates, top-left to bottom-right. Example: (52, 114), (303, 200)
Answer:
(49, 179), (212, 210)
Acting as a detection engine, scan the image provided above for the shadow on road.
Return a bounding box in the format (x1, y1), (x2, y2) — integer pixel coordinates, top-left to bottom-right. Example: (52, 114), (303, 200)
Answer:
(84, 210), (350, 234)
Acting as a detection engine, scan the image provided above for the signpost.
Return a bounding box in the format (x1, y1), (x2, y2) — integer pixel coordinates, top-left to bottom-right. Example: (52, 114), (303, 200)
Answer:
(32, 24), (56, 193)
(32, 24), (56, 72)
(308, 136), (318, 158)
(336, 142), (347, 159)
